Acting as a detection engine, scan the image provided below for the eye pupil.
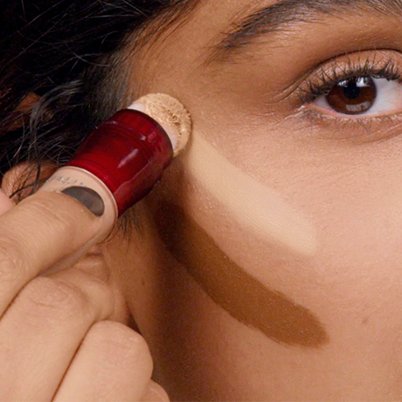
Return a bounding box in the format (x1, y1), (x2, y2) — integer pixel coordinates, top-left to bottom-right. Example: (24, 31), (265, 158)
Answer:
(326, 77), (377, 114)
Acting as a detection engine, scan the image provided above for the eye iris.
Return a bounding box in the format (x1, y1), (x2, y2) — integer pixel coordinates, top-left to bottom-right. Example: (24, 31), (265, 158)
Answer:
(326, 77), (377, 115)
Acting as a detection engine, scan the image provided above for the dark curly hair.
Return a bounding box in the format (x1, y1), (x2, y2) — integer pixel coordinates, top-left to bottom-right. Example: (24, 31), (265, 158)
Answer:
(0, 0), (194, 207)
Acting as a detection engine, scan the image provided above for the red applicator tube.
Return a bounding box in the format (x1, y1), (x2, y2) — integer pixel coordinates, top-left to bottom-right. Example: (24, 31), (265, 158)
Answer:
(38, 93), (191, 272)
(67, 109), (173, 217)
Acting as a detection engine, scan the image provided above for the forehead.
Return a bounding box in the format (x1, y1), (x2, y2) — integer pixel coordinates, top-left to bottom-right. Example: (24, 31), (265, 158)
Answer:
(131, 0), (400, 97)
(177, 0), (271, 46)
(144, 1), (274, 56)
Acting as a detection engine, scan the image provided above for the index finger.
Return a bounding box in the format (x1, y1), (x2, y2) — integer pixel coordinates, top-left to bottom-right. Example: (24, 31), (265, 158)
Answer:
(0, 182), (114, 317)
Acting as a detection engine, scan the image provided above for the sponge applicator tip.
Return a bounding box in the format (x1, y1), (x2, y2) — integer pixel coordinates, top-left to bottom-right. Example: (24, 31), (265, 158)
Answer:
(129, 93), (192, 157)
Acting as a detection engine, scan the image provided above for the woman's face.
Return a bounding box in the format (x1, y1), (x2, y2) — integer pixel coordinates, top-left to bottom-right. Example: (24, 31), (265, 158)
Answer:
(105, 0), (402, 400)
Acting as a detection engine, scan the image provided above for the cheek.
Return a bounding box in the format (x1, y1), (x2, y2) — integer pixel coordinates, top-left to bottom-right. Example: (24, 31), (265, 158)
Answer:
(190, 104), (402, 321)
(269, 136), (402, 349)
(168, 118), (402, 342)
(307, 154), (402, 322)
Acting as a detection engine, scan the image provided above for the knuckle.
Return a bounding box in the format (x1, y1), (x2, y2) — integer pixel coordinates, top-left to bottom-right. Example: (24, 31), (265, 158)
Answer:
(21, 277), (89, 320)
(86, 321), (153, 366)
(26, 193), (78, 238)
(159, 387), (170, 402)
(0, 238), (28, 285)
(150, 382), (170, 402)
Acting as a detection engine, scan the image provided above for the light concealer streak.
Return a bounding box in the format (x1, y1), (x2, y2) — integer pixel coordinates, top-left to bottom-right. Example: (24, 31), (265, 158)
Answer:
(184, 135), (318, 257)
(155, 201), (329, 347)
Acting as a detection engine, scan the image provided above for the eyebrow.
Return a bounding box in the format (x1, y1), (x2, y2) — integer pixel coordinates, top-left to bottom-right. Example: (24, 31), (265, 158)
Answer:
(213, 0), (402, 58)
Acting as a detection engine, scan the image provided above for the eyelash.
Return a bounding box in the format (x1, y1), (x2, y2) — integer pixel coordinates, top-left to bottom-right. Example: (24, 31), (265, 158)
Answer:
(298, 57), (402, 105)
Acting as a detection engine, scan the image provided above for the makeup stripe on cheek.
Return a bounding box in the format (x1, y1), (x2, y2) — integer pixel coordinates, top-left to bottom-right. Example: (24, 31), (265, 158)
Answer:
(184, 135), (318, 257)
(155, 202), (329, 348)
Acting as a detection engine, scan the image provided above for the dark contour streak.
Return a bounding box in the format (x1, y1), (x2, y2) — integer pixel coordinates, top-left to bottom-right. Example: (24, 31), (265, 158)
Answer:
(155, 201), (329, 348)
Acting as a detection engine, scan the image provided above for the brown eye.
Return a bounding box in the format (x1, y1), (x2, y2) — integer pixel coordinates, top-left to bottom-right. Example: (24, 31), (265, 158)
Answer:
(326, 77), (377, 115)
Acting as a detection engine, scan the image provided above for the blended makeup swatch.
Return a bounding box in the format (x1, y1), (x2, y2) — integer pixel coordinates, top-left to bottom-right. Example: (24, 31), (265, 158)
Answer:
(184, 135), (318, 257)
(155, 201), (328, 347)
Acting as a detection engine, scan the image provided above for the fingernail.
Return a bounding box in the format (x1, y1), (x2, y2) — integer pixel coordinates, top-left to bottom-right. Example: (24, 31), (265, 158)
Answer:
(61, 186), (105, 217)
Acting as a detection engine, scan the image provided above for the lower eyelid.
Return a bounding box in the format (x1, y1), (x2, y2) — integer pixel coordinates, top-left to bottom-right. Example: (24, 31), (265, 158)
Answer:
(300, 104), (402, 122)
(294, 106), (402, 144)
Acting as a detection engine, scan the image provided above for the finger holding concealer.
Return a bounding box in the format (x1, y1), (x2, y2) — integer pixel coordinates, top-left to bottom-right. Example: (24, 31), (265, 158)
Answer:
(0, 188), (110, 317)
(0, 94), (190, 402)
(53, 321), (154, 402)
(0, 94), (191, 316)
(0, 267), (115, 401)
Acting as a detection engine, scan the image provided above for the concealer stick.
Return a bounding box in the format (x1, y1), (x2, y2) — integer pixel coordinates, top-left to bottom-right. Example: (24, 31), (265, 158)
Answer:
(39, 93), (191, 273)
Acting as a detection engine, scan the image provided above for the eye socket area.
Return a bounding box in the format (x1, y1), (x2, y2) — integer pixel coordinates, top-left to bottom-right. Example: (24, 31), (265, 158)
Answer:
(313, 76), (402, 118)
(294, 51), (402, 120)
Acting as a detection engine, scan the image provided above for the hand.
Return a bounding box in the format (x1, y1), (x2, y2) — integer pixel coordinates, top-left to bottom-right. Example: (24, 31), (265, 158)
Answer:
(0, 186), (169, 401)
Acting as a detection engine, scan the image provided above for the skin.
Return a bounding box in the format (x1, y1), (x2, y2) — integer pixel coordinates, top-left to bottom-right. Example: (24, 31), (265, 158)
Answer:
(154, 201), (327, 347)
(108, 0), (402, 400)
(0, 186), (165, 401)
(183, 134), (318, 257)
(2, 0), (402, 401)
